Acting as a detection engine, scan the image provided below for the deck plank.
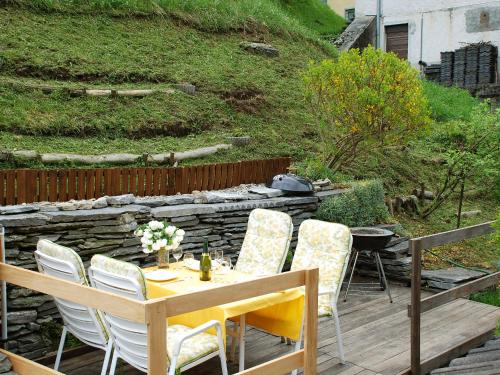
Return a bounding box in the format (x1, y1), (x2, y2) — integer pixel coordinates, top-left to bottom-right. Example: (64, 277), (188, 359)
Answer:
(55, 282), (499, 375)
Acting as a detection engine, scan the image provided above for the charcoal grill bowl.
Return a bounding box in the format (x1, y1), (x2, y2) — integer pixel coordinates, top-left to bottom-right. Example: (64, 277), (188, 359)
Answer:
(268, 174), (314, 194)
(349, 227), (394, 250)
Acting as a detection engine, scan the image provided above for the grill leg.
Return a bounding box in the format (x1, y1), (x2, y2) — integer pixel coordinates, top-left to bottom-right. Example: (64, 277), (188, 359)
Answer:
(375, 252), (393, 303)
(343, 249), (359, 302)
(374, 251), (384, 289)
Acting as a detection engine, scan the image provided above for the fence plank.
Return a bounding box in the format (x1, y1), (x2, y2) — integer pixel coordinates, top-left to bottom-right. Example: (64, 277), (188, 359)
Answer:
(85, 170), (95, 199)
(26, 170), (38, 203)
(181, 168), (189, 194)
(159, 168), (168, 196)
(196, 165), (204, 191)
(58, 170), (67, 202)
(103, 169), (113, 196)
(48, 171), (58, 202)
(226, 163), (234, 188)
(136, 168), (145, 196)
(234, 162), (241, 186)
(220, 164), (228, 188)
(167, 168), (175, 195)
(38, 171), (48, 202)
(67, 170), (77, 200)
(152, 168), (161, 196)
(145, 168), (153, 196)
(129, 169), (138, 195)
(113, 168), (122, 196)
(202, 165), (210, 191)
(94, 169), (104, 198)
(120, 168), (130, 195)
(77, 170), (86, 200)
(208, 164), (216, 190)
(5, 171), (15, 204)
(0, 170), (5, 206)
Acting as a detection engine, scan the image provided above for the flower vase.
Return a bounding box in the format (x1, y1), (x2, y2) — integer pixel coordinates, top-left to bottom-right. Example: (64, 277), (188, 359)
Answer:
(157, 247), (170, 269)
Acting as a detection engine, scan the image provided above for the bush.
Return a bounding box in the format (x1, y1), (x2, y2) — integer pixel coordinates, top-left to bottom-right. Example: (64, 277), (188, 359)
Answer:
(294, 157), (337, 181)
(303, 46), (430, 173)
(316, 180), (390, 227)
(423, 81), (479, 122)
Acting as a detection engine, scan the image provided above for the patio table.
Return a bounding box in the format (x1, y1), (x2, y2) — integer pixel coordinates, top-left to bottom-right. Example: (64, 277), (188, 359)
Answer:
(145, 262), (304, 343)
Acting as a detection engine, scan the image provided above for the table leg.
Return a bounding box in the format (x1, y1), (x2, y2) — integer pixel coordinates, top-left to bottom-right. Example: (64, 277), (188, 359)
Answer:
(239, 314), (246, 372)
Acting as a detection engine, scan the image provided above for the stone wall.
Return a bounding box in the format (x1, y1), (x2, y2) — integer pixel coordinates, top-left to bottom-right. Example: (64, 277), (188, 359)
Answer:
(0, 186), (341, 359)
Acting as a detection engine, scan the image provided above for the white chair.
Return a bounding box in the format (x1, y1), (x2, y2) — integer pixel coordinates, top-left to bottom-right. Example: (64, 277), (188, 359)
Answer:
(290, 219), (353, 367)
(34, 240), (112, 375)
(231, 208), (294, 369)
(88, 254), (228, 375)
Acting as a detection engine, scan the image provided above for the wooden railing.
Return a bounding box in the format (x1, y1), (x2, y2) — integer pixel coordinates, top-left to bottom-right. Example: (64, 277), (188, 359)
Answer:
(408, 222), (498, 375)
(0, 157), (291, 205)
(0, 262), (318, 374)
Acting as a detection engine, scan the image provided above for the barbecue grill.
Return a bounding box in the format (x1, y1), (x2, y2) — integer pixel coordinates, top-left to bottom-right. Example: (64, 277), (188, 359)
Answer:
(268, 174), (314, 194)
(343, 227), (394, 303)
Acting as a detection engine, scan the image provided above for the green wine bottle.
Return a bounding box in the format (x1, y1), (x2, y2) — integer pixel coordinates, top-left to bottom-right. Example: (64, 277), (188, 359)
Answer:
(199, 238), (212, 281)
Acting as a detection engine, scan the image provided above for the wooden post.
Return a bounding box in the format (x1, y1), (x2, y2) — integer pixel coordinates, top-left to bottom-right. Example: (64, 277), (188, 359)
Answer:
(304, 268), (318, 375)
(146, 301), (167, 375)
(410, 239), (421, 375)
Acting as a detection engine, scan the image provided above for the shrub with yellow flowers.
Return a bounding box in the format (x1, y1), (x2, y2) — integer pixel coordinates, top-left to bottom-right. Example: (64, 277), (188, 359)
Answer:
(303, 46), (430, 173)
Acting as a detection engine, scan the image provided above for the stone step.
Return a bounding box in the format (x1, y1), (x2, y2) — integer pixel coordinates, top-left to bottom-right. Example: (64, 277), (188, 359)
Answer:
(431, 360), (500, 375)
(468, 346), (500, 355)
(485, 340), (500, 348)
(449, 351), (500, 366)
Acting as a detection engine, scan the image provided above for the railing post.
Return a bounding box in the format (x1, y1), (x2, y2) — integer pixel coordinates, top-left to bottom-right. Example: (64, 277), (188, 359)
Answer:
(304, 268), (318, 375)
(410, 239), (421, 375)
(146, 301), (167, 375)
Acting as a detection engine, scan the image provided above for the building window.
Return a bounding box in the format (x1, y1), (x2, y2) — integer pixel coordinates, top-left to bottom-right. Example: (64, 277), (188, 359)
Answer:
(345, 8), (355, 23)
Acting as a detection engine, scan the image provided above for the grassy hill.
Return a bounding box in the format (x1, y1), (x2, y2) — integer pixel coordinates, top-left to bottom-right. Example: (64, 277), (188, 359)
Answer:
(0, 1), (344, 167)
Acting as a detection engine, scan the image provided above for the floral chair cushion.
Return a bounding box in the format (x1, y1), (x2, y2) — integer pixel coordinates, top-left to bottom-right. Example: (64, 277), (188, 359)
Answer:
(235, 208), (293, 276)
(291, 219), (352, 317)
(168, 325), (219, 369)
(37, 239), (88, 285)
(90, 254), (148, 298)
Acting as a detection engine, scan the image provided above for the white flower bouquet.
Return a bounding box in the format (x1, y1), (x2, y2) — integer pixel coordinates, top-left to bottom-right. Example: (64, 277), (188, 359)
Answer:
(134, 220), (185, 254)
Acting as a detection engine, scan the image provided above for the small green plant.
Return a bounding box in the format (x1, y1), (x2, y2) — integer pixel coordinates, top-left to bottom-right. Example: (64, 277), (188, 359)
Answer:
(423, 81), (479, 122)
(420, 103), (499, 219)
(316, 180), (390, 227)
(294, 157), (337, 181)
(470, 288), (500, 307)
(303, 46), (430, 173)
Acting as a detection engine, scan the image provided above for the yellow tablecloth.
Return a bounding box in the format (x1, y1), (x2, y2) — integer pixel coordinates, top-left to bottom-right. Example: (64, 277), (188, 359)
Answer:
(145, 263), (304, 342)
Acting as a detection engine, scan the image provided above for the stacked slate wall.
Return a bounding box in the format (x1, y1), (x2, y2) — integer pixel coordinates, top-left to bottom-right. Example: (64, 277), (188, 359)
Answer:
(0, 187), (340, 359)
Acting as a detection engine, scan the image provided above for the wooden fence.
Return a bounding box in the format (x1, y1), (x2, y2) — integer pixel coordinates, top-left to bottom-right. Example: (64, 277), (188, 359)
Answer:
(0, 157), (291, 205)
(408, 222), (498, 375)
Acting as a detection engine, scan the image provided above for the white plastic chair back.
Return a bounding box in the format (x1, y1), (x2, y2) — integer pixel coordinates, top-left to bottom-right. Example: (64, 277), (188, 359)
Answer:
(34, 240), (108, 349)
(88, 254), (152, 372)
(291, 220), (353, 315)
(235, 208), (293, 275)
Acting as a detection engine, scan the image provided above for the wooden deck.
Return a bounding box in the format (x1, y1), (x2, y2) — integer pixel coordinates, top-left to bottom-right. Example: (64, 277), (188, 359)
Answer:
(57, 282), (499, 375)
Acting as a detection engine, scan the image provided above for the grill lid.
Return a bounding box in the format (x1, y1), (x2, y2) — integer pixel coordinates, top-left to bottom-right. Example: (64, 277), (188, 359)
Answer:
(268, 174), (314, 194)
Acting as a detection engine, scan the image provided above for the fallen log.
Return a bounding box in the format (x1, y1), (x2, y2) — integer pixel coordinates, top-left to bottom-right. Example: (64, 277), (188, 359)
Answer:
(0, 144), (232, 165)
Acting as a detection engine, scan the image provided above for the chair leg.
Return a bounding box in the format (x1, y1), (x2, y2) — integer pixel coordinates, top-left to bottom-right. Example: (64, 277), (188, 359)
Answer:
(291, 313), (304, 375)
(216, 323), (229, 375)
(168, 357), (177, 375)
(238, 314), (246, 372)
(100, 339), (113, 375)
(54, 326), (67, 371)
(332, 305), (345, 364)
(229, 321), (238, 362)
(108, 351), (118, 375)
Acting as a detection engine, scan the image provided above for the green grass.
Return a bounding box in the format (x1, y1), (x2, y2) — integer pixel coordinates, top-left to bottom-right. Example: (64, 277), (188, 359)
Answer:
(278, 0), (345, 36)
(5, 0), (341, 49)
(397, 198), (499, 270)
(470, 288), (500, 307)
(423, 81), (479, 122)
(0, 6), (333, 167)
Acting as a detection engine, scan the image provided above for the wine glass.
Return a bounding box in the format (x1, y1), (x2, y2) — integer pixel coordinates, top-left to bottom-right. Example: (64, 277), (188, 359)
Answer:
(183, 252), (194, 268)
(210, 250), (220, 271)
(173, 247), (183, 265)
(219, 256), (232, 274)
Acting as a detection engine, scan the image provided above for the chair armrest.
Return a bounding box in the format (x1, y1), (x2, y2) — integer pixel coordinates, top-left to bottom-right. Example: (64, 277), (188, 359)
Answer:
(171, 320), (223, 356)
